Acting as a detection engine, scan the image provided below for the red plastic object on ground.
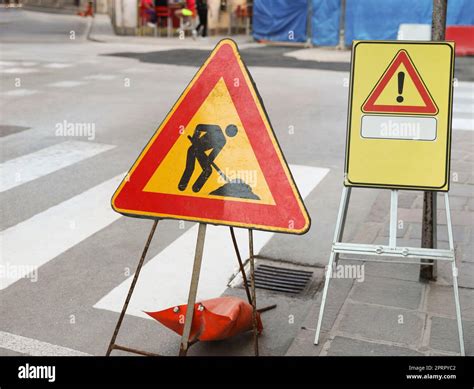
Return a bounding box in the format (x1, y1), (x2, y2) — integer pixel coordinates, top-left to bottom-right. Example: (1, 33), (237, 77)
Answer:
(446, 26), (474, 56)
(145, 297), (262, 342)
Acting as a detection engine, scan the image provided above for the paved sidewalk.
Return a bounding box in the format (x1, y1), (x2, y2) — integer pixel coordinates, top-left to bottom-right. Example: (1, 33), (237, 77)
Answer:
(287, 127), (474, 357)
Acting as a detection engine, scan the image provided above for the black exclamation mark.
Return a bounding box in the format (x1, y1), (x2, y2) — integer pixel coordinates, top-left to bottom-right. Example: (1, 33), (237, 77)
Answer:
(397, 71), (405, 103)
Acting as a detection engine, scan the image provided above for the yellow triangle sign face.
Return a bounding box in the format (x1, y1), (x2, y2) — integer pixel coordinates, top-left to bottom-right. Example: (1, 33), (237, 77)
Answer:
(370, 62), (425, 106)
(111, 39), (310, 234)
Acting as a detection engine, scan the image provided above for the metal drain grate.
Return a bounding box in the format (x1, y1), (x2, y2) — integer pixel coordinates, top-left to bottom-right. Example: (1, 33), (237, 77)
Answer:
(245, 264), (313, 294)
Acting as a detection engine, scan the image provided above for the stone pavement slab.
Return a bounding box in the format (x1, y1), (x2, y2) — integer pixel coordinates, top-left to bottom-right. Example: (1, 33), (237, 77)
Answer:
(338, 303), (425, 346)
(426, 285), (474, 320)
(350, 276), (423, 310)
(363, 261), (420, 282)
(285, 278), (354, 356)
(429, 316), (474, 354)
(325, 336), (424, 356)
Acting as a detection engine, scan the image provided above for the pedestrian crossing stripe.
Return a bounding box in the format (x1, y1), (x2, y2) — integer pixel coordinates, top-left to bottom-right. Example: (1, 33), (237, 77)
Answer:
(111, 39), (310, 234)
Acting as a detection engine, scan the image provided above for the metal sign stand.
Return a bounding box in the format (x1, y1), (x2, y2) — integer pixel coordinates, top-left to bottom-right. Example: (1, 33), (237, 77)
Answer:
(314, 187), (465, 356)
(106, 222), (264, 357)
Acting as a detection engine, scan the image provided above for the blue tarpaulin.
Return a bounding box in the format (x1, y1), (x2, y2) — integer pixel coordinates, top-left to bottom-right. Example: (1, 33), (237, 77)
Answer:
(252, 0), (308, 43)
(344, 0), (474, 45)
(311, 0), (340, 46)
(252, 0), (474, 46)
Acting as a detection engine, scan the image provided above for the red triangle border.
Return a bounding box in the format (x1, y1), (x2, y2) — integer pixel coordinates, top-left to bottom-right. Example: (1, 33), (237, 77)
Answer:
(362, 50), (438, 114)
(111, 40), (310, 234)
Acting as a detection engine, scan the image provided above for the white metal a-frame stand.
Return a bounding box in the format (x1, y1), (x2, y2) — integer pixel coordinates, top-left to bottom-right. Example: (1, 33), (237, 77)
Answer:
(314, 187), (465, 356)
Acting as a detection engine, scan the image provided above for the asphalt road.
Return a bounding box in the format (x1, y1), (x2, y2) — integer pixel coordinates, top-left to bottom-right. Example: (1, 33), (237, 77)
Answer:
(0, 9), (472, 357)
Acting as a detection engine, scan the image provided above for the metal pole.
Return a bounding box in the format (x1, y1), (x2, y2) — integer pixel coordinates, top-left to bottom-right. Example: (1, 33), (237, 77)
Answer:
(305, 0), (313, 47)
(179, 223), (207, 356)
(445, 194), (465, 355)
(106, 219), (159, 356)
(314, 186), (351, 344)
(337, 0), (346, 50)
(421, 0), (447, 280)
(389, 190), (398, 248)
(229, 227), (252, 304)
(249, 229), (259, 356)
(432, 0), (448, 41)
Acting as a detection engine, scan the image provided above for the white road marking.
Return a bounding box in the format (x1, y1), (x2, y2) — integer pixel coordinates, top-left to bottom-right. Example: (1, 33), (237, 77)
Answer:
(48, 81), (87, 88)
(119, 67), (152, 74)
(94, 165), (329, 319)
(44, 63), (73, 69)
(19, 62), (38, 67)
(452, 82), (473, 131)
(0, 331), (91, 356)
(0, 61), (19, 66)
(452, 118), (474, 131)
(0, 61), (37, 67)
(456, 81), (474, 89)
(453, 103), (474, 114)
(3, 89), (39, 97)
(0, 68), (38, 74)
(0, 141), (115, 193)
(0, 173), (125, 290)
(83, 74), (117, 81)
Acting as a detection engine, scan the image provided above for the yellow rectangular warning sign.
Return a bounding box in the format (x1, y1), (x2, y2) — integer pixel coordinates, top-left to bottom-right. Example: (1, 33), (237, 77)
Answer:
(345, 41), (455, 191)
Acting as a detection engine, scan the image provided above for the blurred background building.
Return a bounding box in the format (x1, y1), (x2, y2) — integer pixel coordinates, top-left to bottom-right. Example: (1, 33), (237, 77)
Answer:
(15, 0), (474, 54)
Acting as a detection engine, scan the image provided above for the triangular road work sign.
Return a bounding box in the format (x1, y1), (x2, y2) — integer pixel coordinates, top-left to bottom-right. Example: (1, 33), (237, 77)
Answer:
(362, 49), (438, 114)
(112, 39), (310, 234)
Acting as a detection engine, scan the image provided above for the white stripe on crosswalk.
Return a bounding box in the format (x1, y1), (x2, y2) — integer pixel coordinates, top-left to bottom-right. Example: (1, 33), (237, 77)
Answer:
(452, 82), (473, 131)
(454, 91), (474, 100)
(48, 81), (86, 88)
(452, 118), (474, 131)
(453, 103), (474, 114)
(0, 141), (115, 193)
(0, 331), (91, 356)
(3, 89), (39, 97)
(0, 68), (38, 74)
(456, 81), (474, 89)
(44, 63), (73, 69)
(19, 62), (38, 67)
(94, 165), (329, 319)
(0, 61), (19, 66)
(83, 74), (117, 81)
(0, 173), (125, 290)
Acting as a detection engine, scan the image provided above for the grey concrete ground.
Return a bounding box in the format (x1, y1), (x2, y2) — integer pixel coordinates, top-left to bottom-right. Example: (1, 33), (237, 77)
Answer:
(0, 10), (472, 357)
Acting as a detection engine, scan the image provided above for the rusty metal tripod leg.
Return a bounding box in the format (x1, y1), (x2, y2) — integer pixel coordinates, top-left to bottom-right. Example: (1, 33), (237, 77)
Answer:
(179, 223), (207, 356)
(248, 228), (259, 356)
(230, 227), (252, 304)
(106, 219), (159, 356)
(230, 226), (276, 312)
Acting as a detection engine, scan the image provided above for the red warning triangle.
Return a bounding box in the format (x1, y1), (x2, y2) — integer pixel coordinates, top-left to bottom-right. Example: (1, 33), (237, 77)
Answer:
(111, 39), (310, 234)
(362, 50), (438, 114)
